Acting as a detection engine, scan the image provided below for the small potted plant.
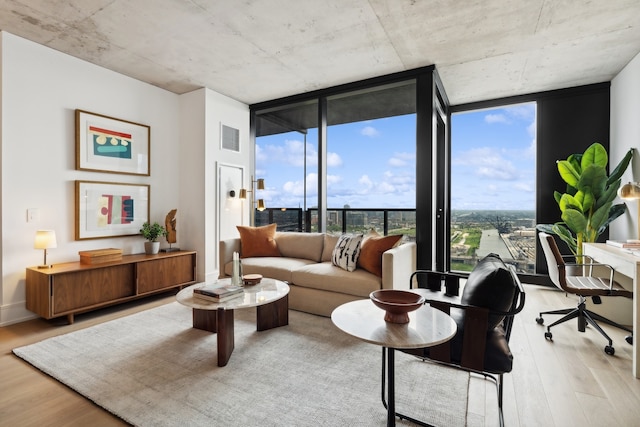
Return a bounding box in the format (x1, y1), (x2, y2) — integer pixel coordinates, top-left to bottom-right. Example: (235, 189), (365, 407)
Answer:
(140, 221), (167, 255)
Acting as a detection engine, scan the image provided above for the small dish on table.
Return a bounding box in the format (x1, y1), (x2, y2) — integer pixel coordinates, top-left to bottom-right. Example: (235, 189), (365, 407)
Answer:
(243, 273), (263, 286)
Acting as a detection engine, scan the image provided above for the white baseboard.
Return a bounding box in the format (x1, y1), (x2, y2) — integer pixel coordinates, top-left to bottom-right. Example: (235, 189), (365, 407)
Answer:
(0, 301), (37, 326)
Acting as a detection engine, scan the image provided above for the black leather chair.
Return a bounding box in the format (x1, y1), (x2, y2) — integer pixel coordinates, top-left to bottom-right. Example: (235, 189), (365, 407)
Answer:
(537, 232), (633, 355)
(403, 253), (526, 427)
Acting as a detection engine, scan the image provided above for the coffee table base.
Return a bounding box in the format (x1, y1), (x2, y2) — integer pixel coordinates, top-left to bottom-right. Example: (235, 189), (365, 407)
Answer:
(192, 294), (289, 366)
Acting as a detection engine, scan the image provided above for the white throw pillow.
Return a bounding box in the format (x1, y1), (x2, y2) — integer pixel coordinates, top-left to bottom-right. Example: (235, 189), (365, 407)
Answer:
(331, 234), (364, 272)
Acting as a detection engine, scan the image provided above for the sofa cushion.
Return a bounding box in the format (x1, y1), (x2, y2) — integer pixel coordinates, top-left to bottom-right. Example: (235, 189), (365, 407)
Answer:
(321, 234), (340, 262)
(331, 234), (363, 272)
(236, 224), (280, 258)
(276, 232), (325, 262)
(461, 253), (517, 329)
(291, 262), (381, 297)
(357, 234), (403, 277)
(226, 257), (316, 283)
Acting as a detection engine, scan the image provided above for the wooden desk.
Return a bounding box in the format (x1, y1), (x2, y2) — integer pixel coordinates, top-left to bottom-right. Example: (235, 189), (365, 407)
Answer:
(583, 243), (640, 378)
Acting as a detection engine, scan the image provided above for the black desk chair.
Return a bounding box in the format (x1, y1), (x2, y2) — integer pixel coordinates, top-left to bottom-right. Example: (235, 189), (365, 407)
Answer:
(537, 232), (633, 355)
(403, 253), (526, 427)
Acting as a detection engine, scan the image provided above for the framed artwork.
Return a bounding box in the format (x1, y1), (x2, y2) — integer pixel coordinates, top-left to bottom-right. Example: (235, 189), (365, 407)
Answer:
(75, 180), (150, 240)
(76, 109), (150, 176)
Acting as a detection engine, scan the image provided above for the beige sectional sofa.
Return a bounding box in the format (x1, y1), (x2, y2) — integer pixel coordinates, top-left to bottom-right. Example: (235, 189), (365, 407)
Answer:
(219, 231), (416, 317)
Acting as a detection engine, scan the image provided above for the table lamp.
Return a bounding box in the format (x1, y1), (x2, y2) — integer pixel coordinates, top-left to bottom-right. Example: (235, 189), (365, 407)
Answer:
(34, 230), (57, 268)
(618, 182), (640, 240)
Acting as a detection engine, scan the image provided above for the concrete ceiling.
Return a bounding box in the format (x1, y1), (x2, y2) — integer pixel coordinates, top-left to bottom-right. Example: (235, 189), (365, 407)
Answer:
(2, 0), (639, 106)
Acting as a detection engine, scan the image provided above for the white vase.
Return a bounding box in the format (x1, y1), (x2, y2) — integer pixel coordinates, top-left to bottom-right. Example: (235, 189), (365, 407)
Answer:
(144, 241), (160, 255)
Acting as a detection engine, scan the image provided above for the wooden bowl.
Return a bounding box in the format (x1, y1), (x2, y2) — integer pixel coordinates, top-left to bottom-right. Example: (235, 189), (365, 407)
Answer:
(242, 274), (262, 286)
(369, 289), (425, 324)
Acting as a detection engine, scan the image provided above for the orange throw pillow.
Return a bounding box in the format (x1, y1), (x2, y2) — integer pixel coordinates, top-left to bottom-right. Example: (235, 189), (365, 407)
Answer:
(236, 224), (280, 258)
(357, 234), (403, 277)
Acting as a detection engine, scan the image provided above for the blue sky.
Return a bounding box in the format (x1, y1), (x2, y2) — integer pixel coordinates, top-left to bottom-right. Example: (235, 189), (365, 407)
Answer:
(256, 102), (536, 210)
(451, 102), (536, 210)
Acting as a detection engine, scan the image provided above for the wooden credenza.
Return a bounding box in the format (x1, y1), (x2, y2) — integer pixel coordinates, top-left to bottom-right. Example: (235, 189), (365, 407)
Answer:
(26, 251), (197, 324)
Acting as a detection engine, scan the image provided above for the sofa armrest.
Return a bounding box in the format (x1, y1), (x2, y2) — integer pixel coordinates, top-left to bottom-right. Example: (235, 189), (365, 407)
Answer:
(381, 242), (416, 290)
(219, 238), (241, 278)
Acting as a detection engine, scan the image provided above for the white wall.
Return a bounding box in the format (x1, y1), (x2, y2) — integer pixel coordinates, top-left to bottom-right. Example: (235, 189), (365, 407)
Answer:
(610, 51), (640, 241)
(178, 88), (250, 281)
(589, 51), (640, 325)
(0, 32), (250, 325)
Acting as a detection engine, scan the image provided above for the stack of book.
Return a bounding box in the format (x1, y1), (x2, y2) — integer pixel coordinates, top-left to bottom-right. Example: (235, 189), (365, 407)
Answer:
(193, 284), (244, 302)
(605, 240), (640, 249)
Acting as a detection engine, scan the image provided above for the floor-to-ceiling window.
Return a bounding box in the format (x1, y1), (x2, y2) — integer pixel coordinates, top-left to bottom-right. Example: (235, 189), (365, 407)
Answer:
(450, 102), (537, 273)
(254, 100), (318, 230)
(252, 76), (608, 279)
(324, 81), (417, 237)
(252, 70), (433, 237)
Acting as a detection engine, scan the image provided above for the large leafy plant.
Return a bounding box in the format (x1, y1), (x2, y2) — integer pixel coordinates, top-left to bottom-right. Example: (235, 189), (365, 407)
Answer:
(537, 142), (633, 257)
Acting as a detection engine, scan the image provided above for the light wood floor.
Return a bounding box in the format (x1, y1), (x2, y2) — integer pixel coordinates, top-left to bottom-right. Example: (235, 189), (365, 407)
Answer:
(1, 285), (639, 427)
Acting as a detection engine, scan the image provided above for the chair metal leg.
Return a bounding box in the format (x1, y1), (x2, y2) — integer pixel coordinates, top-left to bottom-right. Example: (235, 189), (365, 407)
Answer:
(545, 308), (580, 330)
(583, 310), (613, 346)
(539, 308), (574, 317)
(539, 299), (633, 355)
(586, 309), (633, 334)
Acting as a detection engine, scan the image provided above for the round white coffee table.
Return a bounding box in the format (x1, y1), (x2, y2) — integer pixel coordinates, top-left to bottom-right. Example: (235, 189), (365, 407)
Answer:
(332, 299), (457, 426)
(176, 278), (289, 366)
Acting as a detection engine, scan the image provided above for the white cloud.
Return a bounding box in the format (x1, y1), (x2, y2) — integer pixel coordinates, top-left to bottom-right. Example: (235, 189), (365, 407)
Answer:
(514, 182), (535, 192)
(377, 181), (396, 194)
(388, 157), (406, 167)
(359, 175), (373, 188)
(361, 126), (380, 137)
(477, 166), (518, 180)
(454, 147), (519, 180)
(327, 152), (343, 167)
(485, 114), (508, 124)
(388, 152), (415, 167)
(259, 139), (344, 168)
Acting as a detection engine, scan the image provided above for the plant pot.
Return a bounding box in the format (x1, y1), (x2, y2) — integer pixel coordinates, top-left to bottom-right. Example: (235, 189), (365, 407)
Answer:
(144, 241), (160, 255)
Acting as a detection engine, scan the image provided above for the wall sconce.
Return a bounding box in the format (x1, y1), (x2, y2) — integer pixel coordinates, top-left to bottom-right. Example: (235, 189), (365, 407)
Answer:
(240, 176), (266, 224)
(618, 182), (640, 240)
(34, 230), (57, 268)
(225, 189), (237, 211)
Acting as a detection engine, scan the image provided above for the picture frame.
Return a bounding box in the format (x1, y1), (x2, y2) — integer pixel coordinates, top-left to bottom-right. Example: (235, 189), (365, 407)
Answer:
(76, 109), (150, 176)
(75, 180), (150, 240)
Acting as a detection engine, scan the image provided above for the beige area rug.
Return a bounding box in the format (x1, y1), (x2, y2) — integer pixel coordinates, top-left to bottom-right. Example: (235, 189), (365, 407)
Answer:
(13, 302), (469, 426)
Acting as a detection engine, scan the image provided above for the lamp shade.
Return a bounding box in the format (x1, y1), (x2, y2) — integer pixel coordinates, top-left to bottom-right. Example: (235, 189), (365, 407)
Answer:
(257, 199), (266, 211)
(256, 178), (265, 190)
(618, 182), (640, 200)
(239, 189), (248, 199)
(34, 230), (57, 249)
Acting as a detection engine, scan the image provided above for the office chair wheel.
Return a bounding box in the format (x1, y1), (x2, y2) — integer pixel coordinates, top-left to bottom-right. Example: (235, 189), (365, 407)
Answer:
(626, 335), (633, 345)
(536, 316), (544, 325)
(544, 331), (552, 340)
(604, 345), (615, 355)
